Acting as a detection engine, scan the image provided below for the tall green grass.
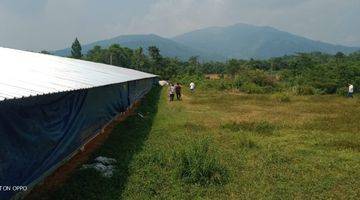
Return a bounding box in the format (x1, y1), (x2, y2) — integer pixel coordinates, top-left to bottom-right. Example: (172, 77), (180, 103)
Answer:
(175, 139), (229, 186)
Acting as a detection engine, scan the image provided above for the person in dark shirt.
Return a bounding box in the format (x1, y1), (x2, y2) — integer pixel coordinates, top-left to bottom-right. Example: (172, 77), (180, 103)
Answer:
(175, 83), (182, 100)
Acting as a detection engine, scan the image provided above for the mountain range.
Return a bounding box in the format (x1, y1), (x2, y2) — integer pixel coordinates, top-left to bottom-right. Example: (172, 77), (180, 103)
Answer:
(53, 23), (359, 61)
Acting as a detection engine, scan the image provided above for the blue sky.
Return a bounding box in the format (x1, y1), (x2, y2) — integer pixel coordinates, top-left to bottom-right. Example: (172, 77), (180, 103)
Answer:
(0, 0), (359, 51)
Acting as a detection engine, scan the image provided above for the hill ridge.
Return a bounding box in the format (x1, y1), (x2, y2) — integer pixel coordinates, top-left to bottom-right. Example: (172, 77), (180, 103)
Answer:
(53, 23), (359, 60)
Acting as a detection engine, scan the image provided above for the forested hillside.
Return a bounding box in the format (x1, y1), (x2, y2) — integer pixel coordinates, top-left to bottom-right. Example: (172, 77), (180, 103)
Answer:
(173, 23), (359, 59)
(53, 23), (359, 61)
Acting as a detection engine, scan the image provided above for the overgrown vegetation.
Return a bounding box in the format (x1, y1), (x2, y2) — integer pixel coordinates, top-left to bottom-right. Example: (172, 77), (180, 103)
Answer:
(50, 39), (360, 96)
(29, 86), (360, 199)
(272, 92), (291, 102)
(175, 139), (228, 186)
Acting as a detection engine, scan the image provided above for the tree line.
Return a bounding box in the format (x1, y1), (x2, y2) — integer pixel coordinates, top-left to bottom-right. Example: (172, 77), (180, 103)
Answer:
(44, 38), (360, 95)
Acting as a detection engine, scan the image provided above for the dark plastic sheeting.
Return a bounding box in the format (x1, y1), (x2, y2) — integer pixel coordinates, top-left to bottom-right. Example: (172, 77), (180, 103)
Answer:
(0, 78), (155, 199)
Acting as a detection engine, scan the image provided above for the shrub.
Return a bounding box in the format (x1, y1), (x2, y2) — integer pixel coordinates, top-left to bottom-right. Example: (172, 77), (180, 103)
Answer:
(272, 93), (291, 103)
(200, 79), (232, 91)
(314, 82), (338, 94)
(248, 69), (277, 87)
(232, 70), (278, 93)
(263, 85), (277, 93)
(336, 87), (348, 96)
(216, 80), (232, 91)
(176, 139), (229, 185)
(201, 80), (217, 90)
(233, 75), (248, 89)
(174, 74), (204, 86)
(240, 82), (265, 94)
(293, 85), (316, 95)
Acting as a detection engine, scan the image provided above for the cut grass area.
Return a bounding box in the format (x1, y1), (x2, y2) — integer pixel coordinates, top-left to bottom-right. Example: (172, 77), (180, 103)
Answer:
(29, 88), (360, 199)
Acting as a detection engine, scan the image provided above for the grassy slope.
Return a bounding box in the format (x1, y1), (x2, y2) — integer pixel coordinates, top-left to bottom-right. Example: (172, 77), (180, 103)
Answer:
(32, 87), (360, 199)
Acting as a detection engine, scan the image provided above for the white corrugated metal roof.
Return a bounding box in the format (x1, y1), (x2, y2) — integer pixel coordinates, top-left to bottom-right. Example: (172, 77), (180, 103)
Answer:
(0, 47), (157, 101)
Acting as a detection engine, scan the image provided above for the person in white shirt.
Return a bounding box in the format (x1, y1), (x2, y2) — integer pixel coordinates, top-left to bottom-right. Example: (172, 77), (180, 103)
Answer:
(189, 82), (195, 93)
(348, 83), (354, 98)
(169, 84), (175, 101)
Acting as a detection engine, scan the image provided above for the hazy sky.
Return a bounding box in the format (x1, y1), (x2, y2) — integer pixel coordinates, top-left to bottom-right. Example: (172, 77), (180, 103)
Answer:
(1, 0), (359, 51)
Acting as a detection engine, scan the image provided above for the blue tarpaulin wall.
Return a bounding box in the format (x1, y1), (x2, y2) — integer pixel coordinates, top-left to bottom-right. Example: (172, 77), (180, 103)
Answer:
(0, 78), (155, 199)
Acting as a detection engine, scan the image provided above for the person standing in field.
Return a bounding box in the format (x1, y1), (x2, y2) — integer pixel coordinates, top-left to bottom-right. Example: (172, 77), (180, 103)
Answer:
(189, 82), (195, 93)
(175, 83), (182, 100)
(169, 83), (175, 101)
(348, 83), (354, 98)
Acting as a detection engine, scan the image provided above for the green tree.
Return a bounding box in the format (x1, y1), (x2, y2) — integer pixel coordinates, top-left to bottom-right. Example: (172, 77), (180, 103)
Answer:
(269, 57), (285, 71)
(335, 52), (345, 59)
(161, 57), (182, 79)
(148, 46), (162, 63)
(188, 56), (200, 67)
(131, 47), (149, 71)
(226, 59), (241, 78)
(185, 56), (202, 75)
(148, 46), (164, 76)
(107, 44), (133, 67)
(87, 45), (107, 63)
(71, 38), (82, 59)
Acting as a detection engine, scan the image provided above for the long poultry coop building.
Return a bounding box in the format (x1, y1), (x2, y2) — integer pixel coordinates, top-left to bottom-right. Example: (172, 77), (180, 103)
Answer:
(0, 47), (157, 199)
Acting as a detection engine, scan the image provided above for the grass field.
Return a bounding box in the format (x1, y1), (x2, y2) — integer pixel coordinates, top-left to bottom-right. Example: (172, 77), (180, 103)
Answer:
(30, 87), (360, 199)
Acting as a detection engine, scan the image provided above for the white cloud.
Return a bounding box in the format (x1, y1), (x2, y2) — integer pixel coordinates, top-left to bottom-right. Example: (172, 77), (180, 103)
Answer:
(123, 0), (360, 46)
(0, 0), (359, 51)
(125, 0), (231, 36)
